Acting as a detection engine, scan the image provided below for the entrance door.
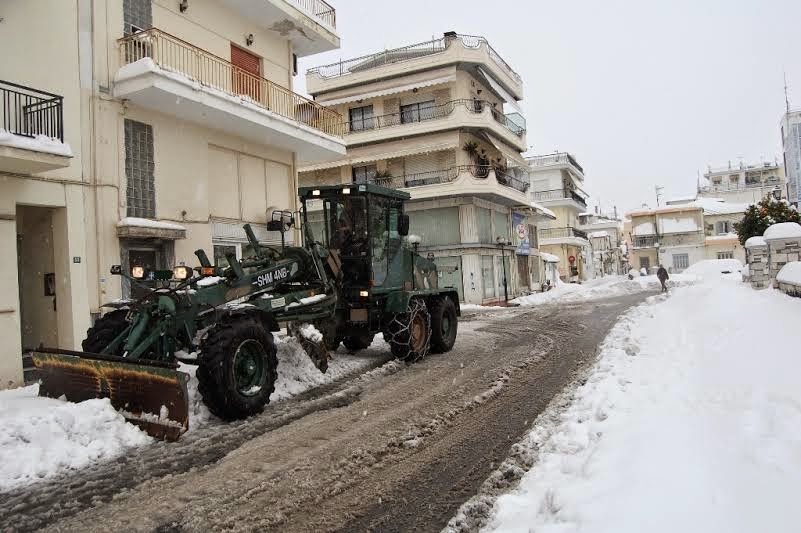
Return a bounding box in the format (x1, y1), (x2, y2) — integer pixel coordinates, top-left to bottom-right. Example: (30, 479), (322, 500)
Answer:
(639, 256), (650, 272)
(231, 44), (261, 103)
(516, 255), (529, 290)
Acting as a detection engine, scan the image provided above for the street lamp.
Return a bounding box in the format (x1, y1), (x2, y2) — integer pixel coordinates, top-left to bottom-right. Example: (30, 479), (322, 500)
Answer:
(496, 236), (512, 304)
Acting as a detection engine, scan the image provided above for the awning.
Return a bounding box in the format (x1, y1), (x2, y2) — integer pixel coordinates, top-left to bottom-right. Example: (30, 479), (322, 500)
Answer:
(482, 132), (529, 169)
(299, 137), (459, 172)
(318, 75), (457, 106)
(477, 66), (523, 114)
(116, 217), (186, 240)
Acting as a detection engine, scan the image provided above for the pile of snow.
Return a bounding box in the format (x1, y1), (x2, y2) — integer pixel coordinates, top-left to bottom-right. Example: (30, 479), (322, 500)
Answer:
(116, 217), (186, 231)
(540, 252), (560, 263)
(510, 275), (695, 306)
(196, 276), (224, 287)
(481, 275), (801, 532)
(682, 258), (743, 280)
(764, 222), (801, 240)
(0, 386), (151, 491)
(777, 262), (801, 285)
(0, 128), (73, 157)
(744, 235), (766, 247)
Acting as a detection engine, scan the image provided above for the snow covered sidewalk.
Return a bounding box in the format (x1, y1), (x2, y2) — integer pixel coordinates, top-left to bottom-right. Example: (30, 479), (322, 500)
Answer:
(480, 277), (801, 532)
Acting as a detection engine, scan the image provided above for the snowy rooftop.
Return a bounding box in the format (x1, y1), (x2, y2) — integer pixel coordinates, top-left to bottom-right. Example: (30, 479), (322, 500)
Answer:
(693, 197), (751, 216)
(117, 217), (187, 231)
(744, 236), (767, 248)
(530, 202), (557, 220)
(590, 231), (610, 238)
(705, 233), (739, 242)
(540, 252), (560, 263)
(763, 222), (801, 241)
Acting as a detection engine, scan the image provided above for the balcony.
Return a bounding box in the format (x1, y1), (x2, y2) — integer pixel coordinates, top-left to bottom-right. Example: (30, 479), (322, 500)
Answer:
(538, 227), (589, 246)
(698, 180), (781, 194)
(0, 80), (72, 174)
(533, 188), (587, 210)
(528, 152), (584, 176)
(633, 235), (658, 248)
(367, 165), (529, 206)
(114, 29), (345, 163)
(343, 99), (526, 152)
(307, 33), (522, 100)
(219, 0), (339, 56)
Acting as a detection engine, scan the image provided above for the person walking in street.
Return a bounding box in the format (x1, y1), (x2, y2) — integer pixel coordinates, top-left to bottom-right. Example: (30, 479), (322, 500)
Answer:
(656, 264), (669, 292)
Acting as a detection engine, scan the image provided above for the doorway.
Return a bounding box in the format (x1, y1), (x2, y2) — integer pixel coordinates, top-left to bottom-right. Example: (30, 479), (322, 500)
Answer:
(121, 240), (173, 299)
(16, 206), (59, 350)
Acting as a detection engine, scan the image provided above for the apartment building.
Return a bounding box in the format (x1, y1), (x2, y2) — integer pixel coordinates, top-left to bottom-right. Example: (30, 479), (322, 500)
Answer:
(578, 211), (627, 276)
(781, 110), (801, 205)
(527, 152), (592, 281)
(628, 198), (748, 272)
(698, 160), (785, 204)
(0, 0), (345, 387)
(299, 32), (555, 304)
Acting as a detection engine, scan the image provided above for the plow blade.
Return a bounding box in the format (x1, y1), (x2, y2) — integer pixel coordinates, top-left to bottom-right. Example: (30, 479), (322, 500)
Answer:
(32, 349), (189, 441)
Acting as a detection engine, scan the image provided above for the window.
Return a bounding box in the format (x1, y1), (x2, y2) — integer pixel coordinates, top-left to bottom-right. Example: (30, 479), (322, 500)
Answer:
(717, 251), (734, 260)
(493, 211), (510, 241)
(408, 207), (460, 246)
(481, 256), (495, 299)
(368, 198), (401, 287)
(349, 105), (374, 131)
(352, 164), (377, 184)
(400, 100), (436, 124)
(125, 119), (155, 218)
(715, 221), (731, 235)
(123, 0), (151, 35)
(476, 207), (492, 244)
(672, 253), (689, 271)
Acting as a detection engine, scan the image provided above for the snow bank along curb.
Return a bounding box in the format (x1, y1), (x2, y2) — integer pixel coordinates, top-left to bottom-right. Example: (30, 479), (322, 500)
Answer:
(460, 277), (801, 533)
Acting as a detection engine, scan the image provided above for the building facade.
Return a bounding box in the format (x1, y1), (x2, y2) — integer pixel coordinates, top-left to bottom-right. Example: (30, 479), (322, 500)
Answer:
(578, 212), (627, 276)
(300, 32), (554, 304)
(0, 0), (345, 387)
(781, 110), (801, 206)
(527, 153), (592, 281)
(698, 160), (785, 204)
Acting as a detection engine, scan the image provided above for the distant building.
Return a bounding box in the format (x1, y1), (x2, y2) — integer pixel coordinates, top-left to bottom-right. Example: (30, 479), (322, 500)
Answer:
(781, 110), (801, 205)
(698, 160), (785, 204)
(527, 153), (592, 281)
(577, 211), (627, 276)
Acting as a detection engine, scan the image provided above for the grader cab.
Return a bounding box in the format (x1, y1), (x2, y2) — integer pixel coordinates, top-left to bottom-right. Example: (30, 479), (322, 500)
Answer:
(33, 184), (460, 440)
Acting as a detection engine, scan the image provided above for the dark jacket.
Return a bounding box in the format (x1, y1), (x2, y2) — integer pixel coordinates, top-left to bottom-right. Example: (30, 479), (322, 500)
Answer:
(656, 267), (669, 281)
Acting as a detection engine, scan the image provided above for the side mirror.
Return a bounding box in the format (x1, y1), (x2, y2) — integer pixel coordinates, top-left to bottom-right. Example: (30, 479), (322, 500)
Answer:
(398, 214), (410, 236)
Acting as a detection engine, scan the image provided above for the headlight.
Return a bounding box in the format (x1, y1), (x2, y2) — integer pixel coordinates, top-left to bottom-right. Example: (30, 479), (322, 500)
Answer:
(173, 265), (193, 280)
(131, 266), (145, 279)
(359, 290), (369, 298)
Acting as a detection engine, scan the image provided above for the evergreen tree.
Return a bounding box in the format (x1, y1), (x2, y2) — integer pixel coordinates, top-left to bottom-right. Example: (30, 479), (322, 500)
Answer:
(734, 196), (800, 245)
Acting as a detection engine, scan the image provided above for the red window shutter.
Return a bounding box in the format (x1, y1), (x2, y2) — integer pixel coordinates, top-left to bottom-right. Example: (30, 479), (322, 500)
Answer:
(231, 45), (262, 101)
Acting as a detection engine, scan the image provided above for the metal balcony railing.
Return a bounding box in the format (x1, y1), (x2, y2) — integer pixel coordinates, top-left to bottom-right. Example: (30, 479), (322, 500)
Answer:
(633, 235), (658, 248)
(289, 0), (336, 28)
(0, 80), (64, 142)
(307, 33), (520, 83)
(539, 227), (589, 241)
(345, 99), (525, 137)
(528, 152), (584, 174)
(698, 180), (781, 193)
(495, 168), (529, 192)
(372, 167), (460, 189)
(533, 189), (587, 208)
(118, 29), (344, 137)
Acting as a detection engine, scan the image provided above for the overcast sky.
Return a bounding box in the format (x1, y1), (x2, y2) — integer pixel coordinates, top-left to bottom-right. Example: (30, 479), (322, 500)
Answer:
(296, 0), (801, 214)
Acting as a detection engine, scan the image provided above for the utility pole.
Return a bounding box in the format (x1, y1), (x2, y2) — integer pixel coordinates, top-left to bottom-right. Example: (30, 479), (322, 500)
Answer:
(785, 72), (791, 114)
(655, 185), (664, 207)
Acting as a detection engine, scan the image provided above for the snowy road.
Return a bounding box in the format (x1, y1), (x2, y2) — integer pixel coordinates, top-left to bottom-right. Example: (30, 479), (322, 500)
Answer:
(0, 290), (648, 532)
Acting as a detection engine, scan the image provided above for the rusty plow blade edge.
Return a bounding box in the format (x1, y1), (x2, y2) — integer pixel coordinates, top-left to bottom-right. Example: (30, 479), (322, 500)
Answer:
(31, 349), (190, 441)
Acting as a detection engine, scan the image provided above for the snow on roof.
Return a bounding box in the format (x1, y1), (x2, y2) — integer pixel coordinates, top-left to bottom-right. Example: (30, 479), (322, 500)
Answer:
(693, 197), (751, 215)
(705, 233), (738, 242)
(0, 129), (73, 157)
(530, 202), (557, 220)
(744, 236), (767, 247)
(590, 231), (610, 238)
(764, 222), (801, 240)
(777, 262), (801, 285)
(540, 252), (560, 263)
(665, 195), (697, 205)
(117, 217), (187, 231)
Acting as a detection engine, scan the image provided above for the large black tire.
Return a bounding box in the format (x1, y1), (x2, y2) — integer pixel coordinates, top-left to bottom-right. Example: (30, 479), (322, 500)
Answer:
(81, 310), (129, 356)
(383, 298), (431, 363)
(429, 297), (458, 354)
(342, 334), (373, 352)
(198, 318), (278, 421)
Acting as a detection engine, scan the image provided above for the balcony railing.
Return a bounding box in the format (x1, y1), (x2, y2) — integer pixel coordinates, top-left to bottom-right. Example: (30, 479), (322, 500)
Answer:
(118, 28), (344, 137)
(345, 99), (524, 137)
(533, 189), (587, 208)
(698, 180), (781, 193)
(528, 152), (584, 174)
(495, 168), (529, 192)
(1, 80), (64, 142)
(289, 0), (336, 28)
(308, 33), (520, 83)
(633, 235), (658, 248)
(539, 227), (589, 241)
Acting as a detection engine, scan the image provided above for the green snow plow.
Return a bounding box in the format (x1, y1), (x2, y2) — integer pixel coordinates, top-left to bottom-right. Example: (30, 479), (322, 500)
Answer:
(33, 184), (460, 440)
